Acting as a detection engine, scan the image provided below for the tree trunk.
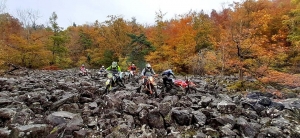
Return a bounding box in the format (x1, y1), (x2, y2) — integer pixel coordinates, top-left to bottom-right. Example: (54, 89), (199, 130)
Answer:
(238, 68), (243, 81)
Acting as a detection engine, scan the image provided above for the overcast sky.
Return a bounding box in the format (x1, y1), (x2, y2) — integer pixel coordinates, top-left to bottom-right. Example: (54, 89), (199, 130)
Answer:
(4, 0), (241, 29)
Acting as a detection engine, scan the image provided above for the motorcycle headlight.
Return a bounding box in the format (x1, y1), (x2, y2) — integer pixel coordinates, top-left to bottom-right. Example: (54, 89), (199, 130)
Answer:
(149, 76), (154, 82)
(105, 79), (110, 85)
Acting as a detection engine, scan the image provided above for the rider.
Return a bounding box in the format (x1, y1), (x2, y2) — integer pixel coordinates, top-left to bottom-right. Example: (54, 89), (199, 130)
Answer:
(106, 61), (121, 74)
(138, 63), (157, 94)
(80, 64), (87, 75)
(99, 65), (106, 72)
(106, 61), (125, 87)
(140, 63), (156, 84)
(128, 63), (137, 75)
(161, 69), (176, 88)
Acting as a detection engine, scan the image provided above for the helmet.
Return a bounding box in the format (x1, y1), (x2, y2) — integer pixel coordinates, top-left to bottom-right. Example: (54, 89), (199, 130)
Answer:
(82, 64), (85, 67)
(132, 64), (135, 66)
(146, 63), (151, 69)
(112, 61), (117, 68)
(168, 69), (174, 74)
(102, 66), (104, 68)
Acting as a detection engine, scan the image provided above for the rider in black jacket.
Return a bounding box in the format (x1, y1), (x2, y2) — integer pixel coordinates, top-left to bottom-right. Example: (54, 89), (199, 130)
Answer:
(161, 69), (176, 88)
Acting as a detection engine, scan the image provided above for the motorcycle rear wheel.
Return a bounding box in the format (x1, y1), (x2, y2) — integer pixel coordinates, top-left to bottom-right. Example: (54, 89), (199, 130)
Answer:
(185, 87), (197, 94)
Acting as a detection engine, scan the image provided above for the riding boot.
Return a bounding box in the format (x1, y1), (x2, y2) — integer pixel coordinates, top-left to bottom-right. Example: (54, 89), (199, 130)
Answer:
(137, 86), (141, 93)
(117, 78), (126, 88)
(155, 91), (158, 98)
(121, 82), (126, 88)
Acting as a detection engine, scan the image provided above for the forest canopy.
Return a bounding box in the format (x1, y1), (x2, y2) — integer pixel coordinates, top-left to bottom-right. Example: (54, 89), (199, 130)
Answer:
(0, 0), (300, 87)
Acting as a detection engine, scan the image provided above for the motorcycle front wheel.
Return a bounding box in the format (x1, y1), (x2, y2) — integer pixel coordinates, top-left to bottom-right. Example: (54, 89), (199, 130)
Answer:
(150, 84), (158, 98)
(104, 79), (113, 94)
(104, 85), (110, 94)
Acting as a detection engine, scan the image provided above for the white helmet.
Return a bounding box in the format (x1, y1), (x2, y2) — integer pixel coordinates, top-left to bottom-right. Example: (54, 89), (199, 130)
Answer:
(112, 61), (117, 68)
(146, 63), (151, 68)
(102, 66), (104, 68)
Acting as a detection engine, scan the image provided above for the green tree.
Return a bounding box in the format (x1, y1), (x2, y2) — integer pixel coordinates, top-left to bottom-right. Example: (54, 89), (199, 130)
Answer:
(127, 33), (154, 68)
(284, 0), (300, 73)
(47, 12), (70, 67)
(78, 29), (92, 50)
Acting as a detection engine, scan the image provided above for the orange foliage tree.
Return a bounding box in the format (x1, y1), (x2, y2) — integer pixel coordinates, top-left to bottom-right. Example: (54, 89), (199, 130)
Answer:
(146, 12), (197, 72)
(210, 0), (294, 81)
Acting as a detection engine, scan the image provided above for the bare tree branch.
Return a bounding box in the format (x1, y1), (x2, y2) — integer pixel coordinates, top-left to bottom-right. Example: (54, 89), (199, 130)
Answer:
(0, 0), (6, 13)
(17, 9), (40, 28)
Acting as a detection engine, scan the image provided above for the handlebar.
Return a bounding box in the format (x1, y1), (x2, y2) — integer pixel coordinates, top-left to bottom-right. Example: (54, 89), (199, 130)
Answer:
(141, 74), (158, 78)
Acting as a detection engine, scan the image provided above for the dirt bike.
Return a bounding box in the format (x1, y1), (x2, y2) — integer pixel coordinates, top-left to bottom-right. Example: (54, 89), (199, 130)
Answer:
(123, 70), (138, 84)
(129, 70), (139, 82)
(164, 77), (197, 95)
(137, 75), (158, 97)
(121, 71), (131, 84)
(104, 72), (125, 94)
(96, 69), (107, 77)
(129, 70), (137, 77)
(79, 69), (90, 77)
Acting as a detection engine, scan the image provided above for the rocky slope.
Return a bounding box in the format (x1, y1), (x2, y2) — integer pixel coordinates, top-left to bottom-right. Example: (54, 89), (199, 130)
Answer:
(0, 69), (299, 138)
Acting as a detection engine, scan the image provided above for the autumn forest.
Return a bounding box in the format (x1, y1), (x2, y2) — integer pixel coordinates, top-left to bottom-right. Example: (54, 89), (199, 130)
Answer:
(1, 0), (300, 88)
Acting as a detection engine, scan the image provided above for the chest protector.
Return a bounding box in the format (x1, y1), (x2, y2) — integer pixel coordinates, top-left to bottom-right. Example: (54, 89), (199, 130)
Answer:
(144, 68), (153, 76)
(111, 67), (119, 74)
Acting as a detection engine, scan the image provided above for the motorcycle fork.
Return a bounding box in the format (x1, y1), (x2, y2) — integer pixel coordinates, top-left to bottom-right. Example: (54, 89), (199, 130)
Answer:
(108, 79), (113, 90)
(148, 84), (153, 94)
(144, 81), (153, 94)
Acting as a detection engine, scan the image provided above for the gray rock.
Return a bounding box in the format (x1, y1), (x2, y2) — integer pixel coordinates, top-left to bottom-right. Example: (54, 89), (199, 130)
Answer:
(50, 93), (76, 110)
(270, 116), (291, 129)
(236, 117), (260, 138)
(0, 98), (13, 108)
(0, 128), (11, 138)
(217, 100), (237, 114)
(215, 114), (235, 126)
(46, 111), (83, 127)
(219, 124), (237, 136)
(122, 99), (138, 115)
(258, 97), (272, 106)
(158, 102), (172, 117)
(73, 129), (88, 138)
(200, 96), (212, 108)
(171, 109), (192, 126)
(257, 126), (285, 138)
(88, 102), (97, 110)
(0, 108), (16, 119)
(10, 124), (52, 138)
(147, 109), (164, 128)
(192, 110), (206, 126)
